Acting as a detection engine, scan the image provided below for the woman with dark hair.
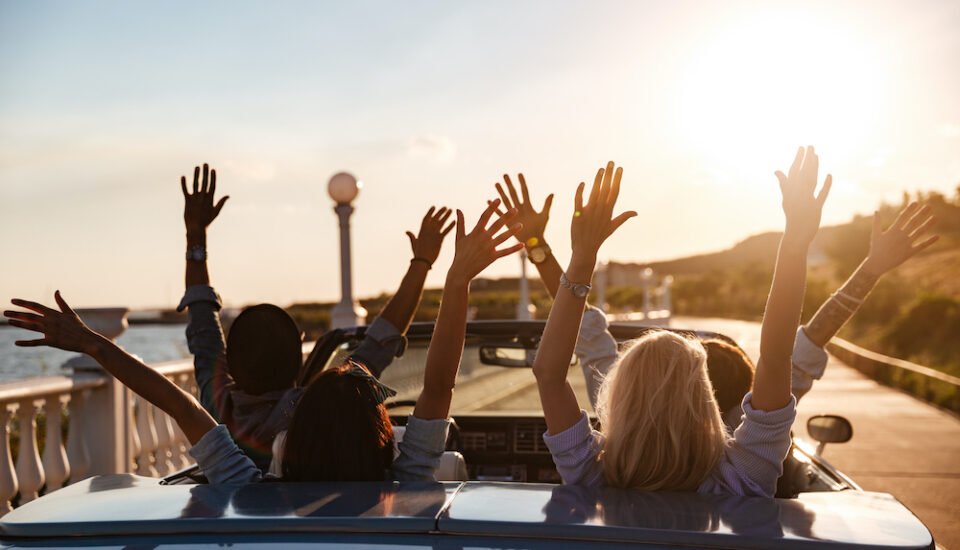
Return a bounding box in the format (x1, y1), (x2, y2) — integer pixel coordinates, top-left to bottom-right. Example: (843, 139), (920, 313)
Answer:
(4, 200), (522, 484)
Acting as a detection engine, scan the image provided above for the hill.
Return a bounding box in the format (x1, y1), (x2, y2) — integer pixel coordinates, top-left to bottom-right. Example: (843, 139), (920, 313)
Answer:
(286, 188), (960, 378)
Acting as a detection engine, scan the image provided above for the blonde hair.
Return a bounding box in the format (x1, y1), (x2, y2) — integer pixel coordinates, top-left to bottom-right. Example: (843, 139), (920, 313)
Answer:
(596, 330), (729, 491)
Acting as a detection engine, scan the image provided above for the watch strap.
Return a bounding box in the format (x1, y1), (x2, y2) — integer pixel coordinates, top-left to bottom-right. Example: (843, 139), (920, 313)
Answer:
(186, 245), (207, 262)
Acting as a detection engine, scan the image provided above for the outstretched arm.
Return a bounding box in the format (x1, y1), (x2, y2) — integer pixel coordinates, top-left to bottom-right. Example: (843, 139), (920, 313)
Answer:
(493, 174), (564, 298)
(493, 174), (617, 410)
(802, 202), (938, 347)
(752, 147), (831, 412)
(533, 162), (636, 435)
(5, 293), (216, 444)
(183, 163), (229, 289)
(179, 163), (231, 418)
(376, 207), (455, 332)
(413, 201), (523, 420)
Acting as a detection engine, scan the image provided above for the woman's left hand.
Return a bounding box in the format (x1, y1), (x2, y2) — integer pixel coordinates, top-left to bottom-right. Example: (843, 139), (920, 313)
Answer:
(570, 161), (637, 264)
(4, 291), (97, 354)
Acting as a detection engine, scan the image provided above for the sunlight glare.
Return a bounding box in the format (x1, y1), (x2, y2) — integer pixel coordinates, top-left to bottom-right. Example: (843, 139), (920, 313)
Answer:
(672, 10), (888, 178)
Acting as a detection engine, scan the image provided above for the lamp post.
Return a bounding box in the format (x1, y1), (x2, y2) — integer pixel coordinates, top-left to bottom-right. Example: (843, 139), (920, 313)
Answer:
(516, 250), (534, 320)
(595, 260), (608, 313)
(328, 172), (367, 328)
(661, 274), (674, 320)
(641, 267), (654, 320)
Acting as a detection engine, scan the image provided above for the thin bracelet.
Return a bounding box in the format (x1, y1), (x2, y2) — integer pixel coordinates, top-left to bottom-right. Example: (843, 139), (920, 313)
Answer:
(834, 289), (865, 304)
(828, 294), (857, 314)
(410, 257), (433, 269)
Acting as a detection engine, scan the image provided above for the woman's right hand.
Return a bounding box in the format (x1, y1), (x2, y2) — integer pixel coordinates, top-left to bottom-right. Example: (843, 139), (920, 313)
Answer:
(862, 202), (939, 276)
(448, 199), (524, 284)
(570, 161), (636, 266)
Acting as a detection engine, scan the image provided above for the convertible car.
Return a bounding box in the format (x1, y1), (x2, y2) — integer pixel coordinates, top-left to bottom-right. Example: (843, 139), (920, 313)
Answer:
(0, 321), (936, 549)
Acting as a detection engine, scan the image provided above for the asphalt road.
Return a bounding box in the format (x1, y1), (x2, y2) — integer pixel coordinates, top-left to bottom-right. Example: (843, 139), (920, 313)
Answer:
(671, 317), (960, 550)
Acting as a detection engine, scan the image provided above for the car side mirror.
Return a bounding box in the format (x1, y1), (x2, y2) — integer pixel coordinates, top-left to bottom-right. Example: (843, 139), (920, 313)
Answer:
(806, 414), (853, 456)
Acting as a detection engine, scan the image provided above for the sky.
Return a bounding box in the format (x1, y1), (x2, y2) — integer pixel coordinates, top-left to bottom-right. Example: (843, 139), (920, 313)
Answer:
(1, 0), (958, 309)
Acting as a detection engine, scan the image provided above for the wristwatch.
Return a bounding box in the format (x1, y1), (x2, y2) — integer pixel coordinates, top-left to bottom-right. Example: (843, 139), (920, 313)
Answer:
(527, 243), (552, 265)
(186, 246), (207, 262)
(559, 272), (591, 298)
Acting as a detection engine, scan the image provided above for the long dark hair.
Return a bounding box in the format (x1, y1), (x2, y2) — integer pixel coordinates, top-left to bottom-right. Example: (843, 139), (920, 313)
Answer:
(703, 339), (755, 416)
(281, 365), (395, 481)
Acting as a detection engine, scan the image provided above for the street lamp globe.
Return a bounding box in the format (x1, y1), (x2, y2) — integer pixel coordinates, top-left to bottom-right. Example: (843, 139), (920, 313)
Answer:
(328, 172), (362, 204)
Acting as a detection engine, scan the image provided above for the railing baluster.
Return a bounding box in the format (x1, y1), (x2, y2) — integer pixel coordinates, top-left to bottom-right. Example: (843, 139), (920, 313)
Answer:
(152, 405), (175, 476)
(0, 405), (18, 516)
(41, 395), (69, 492)
(64, 389), (90, 485)
(14, 399), (45, 504)
(171, 374), (192, 469)
(128, 394), (141, 474)
(134, 397), (158, 477)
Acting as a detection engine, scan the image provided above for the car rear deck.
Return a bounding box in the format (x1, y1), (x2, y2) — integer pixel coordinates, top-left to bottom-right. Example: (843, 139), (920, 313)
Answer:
(0, 475), (934, 549)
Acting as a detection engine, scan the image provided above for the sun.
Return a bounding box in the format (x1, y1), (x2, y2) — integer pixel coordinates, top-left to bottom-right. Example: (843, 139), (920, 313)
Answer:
(671, 8), (889, 176)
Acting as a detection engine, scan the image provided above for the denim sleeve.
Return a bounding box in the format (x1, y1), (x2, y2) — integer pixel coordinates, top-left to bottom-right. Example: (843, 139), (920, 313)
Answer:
(178, 285), (231, 419)
(791, 327), (829, 403)
(188, 425), (262, 485)
(349, 317), (407, 378)
(391, 415), (449, 482)
(574, 306), (619, 410)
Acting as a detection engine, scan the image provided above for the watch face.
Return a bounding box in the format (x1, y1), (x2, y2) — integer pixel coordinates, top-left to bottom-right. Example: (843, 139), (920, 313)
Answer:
(573, 285), (590, 298)
(529, 247), (546, 264)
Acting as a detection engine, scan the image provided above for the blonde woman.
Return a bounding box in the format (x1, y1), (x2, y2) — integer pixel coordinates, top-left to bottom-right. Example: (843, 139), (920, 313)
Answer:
(533, 150), (831, 496)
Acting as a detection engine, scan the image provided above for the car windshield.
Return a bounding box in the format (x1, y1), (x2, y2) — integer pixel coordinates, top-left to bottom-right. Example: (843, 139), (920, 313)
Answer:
(323, 339), (594, 415)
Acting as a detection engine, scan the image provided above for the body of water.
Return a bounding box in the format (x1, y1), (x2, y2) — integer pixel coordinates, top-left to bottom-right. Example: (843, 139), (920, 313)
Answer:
(0, 324), (191, 383)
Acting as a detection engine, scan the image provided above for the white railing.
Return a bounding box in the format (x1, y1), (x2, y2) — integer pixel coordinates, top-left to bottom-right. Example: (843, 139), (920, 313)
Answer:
(0, 358), (197, 515)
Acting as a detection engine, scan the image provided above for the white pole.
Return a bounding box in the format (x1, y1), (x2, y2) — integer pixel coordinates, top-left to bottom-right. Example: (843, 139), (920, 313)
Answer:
(641, 267), (653, 320)
(517, 250), (532, 320)
(595, 261), (608, 313)
(330, 203), (367, 328)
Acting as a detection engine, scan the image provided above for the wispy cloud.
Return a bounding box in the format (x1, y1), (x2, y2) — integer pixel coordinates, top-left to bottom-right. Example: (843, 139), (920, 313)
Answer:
(406, 135), (456, 164)
(220, 160), (277, 182)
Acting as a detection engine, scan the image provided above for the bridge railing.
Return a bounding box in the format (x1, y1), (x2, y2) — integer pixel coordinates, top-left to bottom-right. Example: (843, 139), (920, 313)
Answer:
(827, 337), (960, 413)
(0, 359), (197, 516)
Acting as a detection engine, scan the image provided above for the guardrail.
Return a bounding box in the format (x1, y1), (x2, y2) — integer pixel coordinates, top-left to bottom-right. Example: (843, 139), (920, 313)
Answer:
(827, 337), (960, 413)
(0, 359), (197, 516)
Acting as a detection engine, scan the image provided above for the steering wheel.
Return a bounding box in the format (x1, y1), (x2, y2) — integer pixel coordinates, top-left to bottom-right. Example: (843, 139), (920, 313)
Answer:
(385, 399), (462, 452)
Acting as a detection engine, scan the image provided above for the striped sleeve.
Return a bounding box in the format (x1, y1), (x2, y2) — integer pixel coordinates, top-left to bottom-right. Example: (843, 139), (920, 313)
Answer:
(542, 411), (605, 487)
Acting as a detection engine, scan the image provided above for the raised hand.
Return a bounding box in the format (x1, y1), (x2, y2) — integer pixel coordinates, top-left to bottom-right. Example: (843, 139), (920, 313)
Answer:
(863, 202), (939, 275)
(406, 206), (456, 267)
(182, 163), (229, 233)
(4, 292), (97, 354)
(7, 294), (219, 446)
(570, 161), (637, 262)
(775, 147), (831, 245)
(494, 174), (554, 247)
(448, 200), (524, 283)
